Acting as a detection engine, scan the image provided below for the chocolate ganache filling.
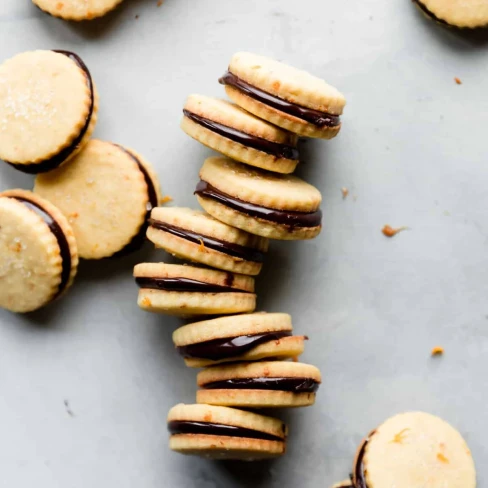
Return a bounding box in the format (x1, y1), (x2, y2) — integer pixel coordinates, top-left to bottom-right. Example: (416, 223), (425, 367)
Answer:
(183, 109), (299, 161)
(219, 71), (341, 128)
(12, 196), (71, 300)
(135, 277), (251, 294)
(413, 0), (448, 25)
(111, 145), (159, 257)
(8, 51), (95, 174)
(195, 180), (322, 229)
(352, 435), (373, 488)
(168, 420), (283, 442)
(177, 331), (292, 360)
(202, 377), (320, 393)
(148, 220), (265, 263)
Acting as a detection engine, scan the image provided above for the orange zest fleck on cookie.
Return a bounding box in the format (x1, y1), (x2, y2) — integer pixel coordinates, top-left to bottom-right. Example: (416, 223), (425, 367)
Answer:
(390, 428), (410, 444)
(341, 187), (349, 199)
(382, 225), (407, 238)
(437, 452), (449, 463)
(142, 297), (152, 307)
(432, 346), (444, 356)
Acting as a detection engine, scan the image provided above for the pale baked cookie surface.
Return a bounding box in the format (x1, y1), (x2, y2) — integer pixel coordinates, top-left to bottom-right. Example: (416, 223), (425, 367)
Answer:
(353, 412), (476, 488)
(195, 156), (322, 240)
(147, 207), (268, 276)
(0, 50), (97, 173)
(34, 139), (161, 259)
(0, 190), (78, 313)
(220, 52), (346, 139)
(173, 312), (306, 367)
(134, 263), (256, 317)
(168, 403), (287, 460)
(415, 0), (488, 28)
(182, 94), (299, 173)
(196, 361), (321, 408)
(32, 0), (124, 21)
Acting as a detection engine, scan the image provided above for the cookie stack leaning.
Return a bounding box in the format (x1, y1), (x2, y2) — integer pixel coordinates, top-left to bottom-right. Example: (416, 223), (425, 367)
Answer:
(133, 52), (345, 460)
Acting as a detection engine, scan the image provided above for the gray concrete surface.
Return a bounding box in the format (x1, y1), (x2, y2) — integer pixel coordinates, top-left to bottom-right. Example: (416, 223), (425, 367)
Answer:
(1, 0), (487, 486)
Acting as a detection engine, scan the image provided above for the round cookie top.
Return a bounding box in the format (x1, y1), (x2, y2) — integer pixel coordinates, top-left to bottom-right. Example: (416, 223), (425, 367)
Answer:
(199, 157), (322, 212)
(184, 94), (298, 145)
(360, 412), (476, 488)
(134, 263), (255, 293)
(168, 403), (287, 440)
(0, 50), (92, 166)
(32, 0), (124, 21)
(34, 139), (161, 259)
(150, 207), (268, 251)
(173, 312), (292, 346)
(197, 361), (321, 386)
(227, 52), (346, 115)
(417, 0), (488, 28)
(0, 189), (78, 313)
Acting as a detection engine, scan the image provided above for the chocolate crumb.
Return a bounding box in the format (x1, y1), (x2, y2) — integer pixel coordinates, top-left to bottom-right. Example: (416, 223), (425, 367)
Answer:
(157, 0), (163, 5)
(135, 14), (139, 19)
(64, 399), (74, 417)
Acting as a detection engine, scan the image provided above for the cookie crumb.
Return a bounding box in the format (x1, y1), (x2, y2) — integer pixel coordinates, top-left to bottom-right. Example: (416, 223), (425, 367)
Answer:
(160, 195), (173, 204)
(431, 346), (444, 356)
(157, 0), (163, 5)
(382, 225), (407, 238)
(135, 14), (139, 19)
(390, 428), (410, 444)
(198, 239), (206, 253)
(341, 187), (349, 199)
(437, 452), (449, 463)
(454, 77), (462, 85)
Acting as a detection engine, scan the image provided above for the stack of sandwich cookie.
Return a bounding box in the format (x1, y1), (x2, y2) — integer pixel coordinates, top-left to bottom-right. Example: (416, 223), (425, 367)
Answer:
(335, 411), (476, 488)
(34, 139), (161, 259)
(182, 95), (299, 174)
(0, 190), (79, 313)
(134, 263), (256, 316)
(173, 312), (306, 367)
(195, 156), (323, 240)
(196, 361), (321, 408)
(168, 404), (287, 460)
(0, 50), (98, 174)
(147, 207), (268, 276)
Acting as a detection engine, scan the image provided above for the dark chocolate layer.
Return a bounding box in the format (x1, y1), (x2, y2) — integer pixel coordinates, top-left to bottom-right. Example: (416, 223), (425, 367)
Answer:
(135, 277), (251, 294)
(8, 51), (95, 174)
(183, 109), (299, 160)
(413, 0), (448, 25)
(195, 180), (322, 229)
(111, 145), (159, 257)
(168, 420), (283, 442)
(353, 435), (373, 488)
(202, 377), (320, 393)
(148, 219), (265, 263)
(12, 196), (72, 300)
(177, 331), (292, 360)
(219, 71), (340, 128)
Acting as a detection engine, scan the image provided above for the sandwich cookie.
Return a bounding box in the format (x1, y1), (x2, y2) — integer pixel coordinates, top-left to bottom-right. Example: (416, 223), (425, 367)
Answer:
(32, 0), (124, 21)
(196, 361), (321, 408)
(413, 0), (488, 28)
(195, 157), (323, 240)
(173, 312), (307, 368)
(34, 139), (161, 259)
(147, 207), (268, 276)
(181, 95), (299, 174)
(168, 404), (287, 460)
(220, 52), (346, 139)
(351, 412), (476, 488)
(0, 50), (98, 174)
(331, 482), (353, 488)
(134, 263), (256, 317)
(0, 190), (78, 313)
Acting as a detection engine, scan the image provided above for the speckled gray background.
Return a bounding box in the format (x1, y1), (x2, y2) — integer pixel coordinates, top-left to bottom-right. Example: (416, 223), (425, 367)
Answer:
(1, 1), (487, 486)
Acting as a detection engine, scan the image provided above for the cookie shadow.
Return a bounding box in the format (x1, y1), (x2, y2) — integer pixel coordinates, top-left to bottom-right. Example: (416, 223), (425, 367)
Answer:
(0, 163), (35, 192)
